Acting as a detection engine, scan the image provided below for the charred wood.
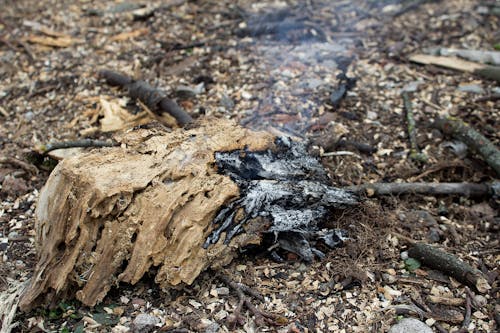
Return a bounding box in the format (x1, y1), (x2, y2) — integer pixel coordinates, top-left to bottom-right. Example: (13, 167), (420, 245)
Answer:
(205, 137), (359, 260)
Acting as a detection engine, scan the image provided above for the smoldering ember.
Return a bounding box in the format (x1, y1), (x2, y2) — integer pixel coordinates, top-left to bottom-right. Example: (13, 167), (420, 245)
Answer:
(0, 1), (499, 333)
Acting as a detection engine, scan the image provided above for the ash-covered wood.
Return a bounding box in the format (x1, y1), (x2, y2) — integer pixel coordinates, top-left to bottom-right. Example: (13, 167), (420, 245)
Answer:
(205, 137), (359, 261)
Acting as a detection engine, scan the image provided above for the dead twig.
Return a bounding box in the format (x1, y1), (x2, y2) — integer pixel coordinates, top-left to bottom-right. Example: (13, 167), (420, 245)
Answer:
(347, 182), (498, 198)
(459, 287), (472, 332)
(409, 161), (468, 181)
(0, 157), (38, 175)
(432, 116), (500, 176)
(40, 139), (118, 154)
(218, 274), (285, 327)
(408, 243), (491, 293)
(402, 92), (428, 162)
(98, 70), (193, 126)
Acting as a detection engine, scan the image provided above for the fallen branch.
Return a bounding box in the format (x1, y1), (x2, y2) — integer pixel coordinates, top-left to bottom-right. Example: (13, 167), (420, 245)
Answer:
(409, 54), (500, 82)
(402, 92), (428, 162)
(408, 243), (491, 293)
(99, 70), (193, 126)
(432, 116), (500, 176)
(347, 182), (499, 198)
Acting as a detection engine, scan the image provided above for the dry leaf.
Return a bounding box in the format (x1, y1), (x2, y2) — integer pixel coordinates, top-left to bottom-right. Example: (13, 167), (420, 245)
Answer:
(99, 97), (152, 132)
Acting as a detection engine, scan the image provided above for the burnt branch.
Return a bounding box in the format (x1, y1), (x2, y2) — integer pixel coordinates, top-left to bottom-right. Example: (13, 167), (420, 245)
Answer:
(98, 70), (193, 126)
(40, 139), (118, 154)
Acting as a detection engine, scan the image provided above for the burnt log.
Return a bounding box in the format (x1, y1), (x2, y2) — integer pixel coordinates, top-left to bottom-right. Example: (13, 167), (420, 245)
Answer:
(19, 118), (358, 311)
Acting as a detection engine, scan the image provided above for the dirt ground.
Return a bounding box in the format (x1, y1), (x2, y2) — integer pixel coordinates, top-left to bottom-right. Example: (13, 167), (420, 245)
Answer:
(0, 0), (499, 332)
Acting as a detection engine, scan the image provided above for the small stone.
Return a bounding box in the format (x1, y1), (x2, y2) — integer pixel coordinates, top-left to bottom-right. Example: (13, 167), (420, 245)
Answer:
(472, 294), (487, 308)
(215, 287), (229, 296)
(24, 111), (35, 121)
(388, 318), (433, 333)
(132, 314), (159, 332)
(8, 231), (19, 239)
(241, 91), (252, 100)
(120, 296), (130, 304)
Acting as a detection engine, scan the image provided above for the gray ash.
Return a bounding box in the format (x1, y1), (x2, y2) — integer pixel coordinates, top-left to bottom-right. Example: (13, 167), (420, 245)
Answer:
(204, 138), (359, 261)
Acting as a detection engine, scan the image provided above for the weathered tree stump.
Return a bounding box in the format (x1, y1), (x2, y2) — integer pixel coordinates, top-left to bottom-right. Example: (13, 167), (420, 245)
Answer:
(19, 118), (358, 311)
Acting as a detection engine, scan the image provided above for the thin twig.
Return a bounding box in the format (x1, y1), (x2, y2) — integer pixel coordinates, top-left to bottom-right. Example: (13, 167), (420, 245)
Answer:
(40, 139), (118, 155)
(409, 161), (467, 181)
(455, 288), (473, 333)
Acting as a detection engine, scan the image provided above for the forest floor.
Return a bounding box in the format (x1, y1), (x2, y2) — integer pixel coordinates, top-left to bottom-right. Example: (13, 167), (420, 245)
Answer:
(0, 0), (499, 332)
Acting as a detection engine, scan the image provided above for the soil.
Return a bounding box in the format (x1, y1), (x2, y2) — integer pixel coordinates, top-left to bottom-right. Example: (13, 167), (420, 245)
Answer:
(0, 0), (498, 332)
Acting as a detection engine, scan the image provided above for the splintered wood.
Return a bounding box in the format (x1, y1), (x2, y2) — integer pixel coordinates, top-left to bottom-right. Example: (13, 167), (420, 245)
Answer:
(19, 119), (274, 311)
